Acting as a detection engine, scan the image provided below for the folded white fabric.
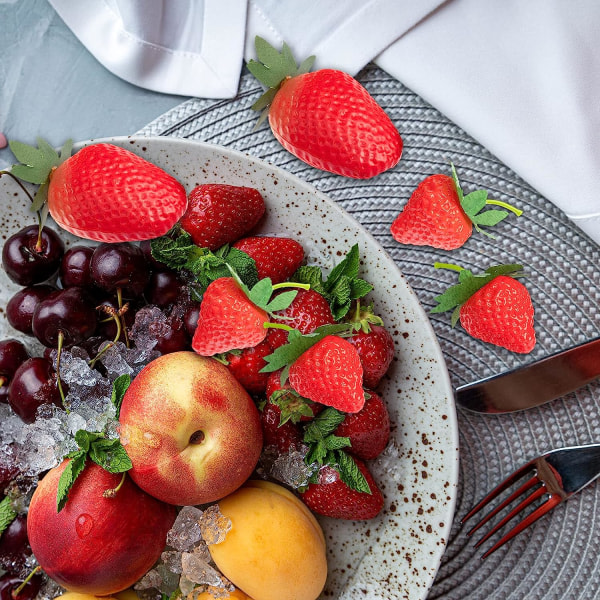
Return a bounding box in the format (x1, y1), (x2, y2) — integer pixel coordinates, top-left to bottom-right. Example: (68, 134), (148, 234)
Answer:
(47, 0), (600, 245)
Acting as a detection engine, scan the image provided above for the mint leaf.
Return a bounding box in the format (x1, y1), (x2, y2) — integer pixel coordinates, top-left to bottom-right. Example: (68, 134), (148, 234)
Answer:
(111, 374), (131, 418)
(90, 439), (132, 473)
(306, 407), (347, 438)
(0, 495), (17, 536)
(260, 323), (354, 373)
(74, 430), (103, 453)
(292, 265), (326, 295)
(57, 451), (87, 512)
(335, 451), (371, 493)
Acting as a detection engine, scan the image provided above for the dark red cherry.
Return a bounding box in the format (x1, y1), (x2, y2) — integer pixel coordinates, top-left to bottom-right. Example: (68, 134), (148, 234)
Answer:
(183, 303), (201, 337)
(90, 243), (150, 298)
(6, 285), (56, 335)
(32, 287), (97, 348)
(0, 340), (30, 404)
(0, 515), (32, 575)
(0, 572), (42, 600)
(145, 271), (184, 307)
(59, 245), (95, 287)
(8, 357), (63, 423)
(0, 461), (20, 496)
(2, 225), (64, 286)
(154, 324), (190, 354)
(139, 239), (168, 269)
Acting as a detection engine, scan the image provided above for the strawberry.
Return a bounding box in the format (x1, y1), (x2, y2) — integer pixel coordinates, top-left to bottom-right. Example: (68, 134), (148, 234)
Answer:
(432, 263), (536, 354)
(260, 401), (303, 454)
(266, 289), (335, 350)
(391, 166), (522, 250)
(232, 236), (304, 284)
(180, 184), (265, 250)
(192, 277), (268, 355)
(288, 335), (365, 413)
(299, 461), (384, 520)
(224, 340), (272, 395)
(247, 37), (402, 179)
(334, 391), (390, 460)
(9, 141), (188, 243)
(346, 303), (395, 389)
(266, 370), (323, 423)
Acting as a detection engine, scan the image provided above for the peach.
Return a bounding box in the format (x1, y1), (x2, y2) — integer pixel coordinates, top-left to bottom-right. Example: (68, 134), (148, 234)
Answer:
(209, 480), (327, 600)
(119, 352), (263, 506)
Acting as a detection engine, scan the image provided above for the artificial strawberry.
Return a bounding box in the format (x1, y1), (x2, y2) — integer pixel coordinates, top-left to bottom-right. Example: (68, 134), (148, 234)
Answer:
(288, 335), (365, 413)
(391, 166), (522, 250)
(266, 370), (322, 423)
(299, 461), (384, 520)
(248, 37), (402, 179)
(346, 303), (395, 389)
(334, 391), (390, 460)
(266, 288), (335, 350)
(192, 276), (303, 355)
(180, 184), (265, 250)
(224, 340), (272, 395)
(260, 401), (304, 454)
(432, 263), (536, 353)
(233, 236), (304, 284)
(9, 141), (188, 243)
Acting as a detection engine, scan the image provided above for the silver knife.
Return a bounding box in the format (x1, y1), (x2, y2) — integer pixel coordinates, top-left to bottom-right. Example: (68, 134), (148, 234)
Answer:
(455, 337), (600, 413)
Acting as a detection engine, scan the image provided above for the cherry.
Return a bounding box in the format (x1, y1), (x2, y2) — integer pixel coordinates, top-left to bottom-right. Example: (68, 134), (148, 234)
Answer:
(8, 357), (64, 423)
(59, 245), (95, 288)
(0, 572), (42, 600)
(6, 285), (56, 335)
(0, 340), (30, 404)
(140, 239), (168, 269)
(90, 242), (150, 299)
(0, 515), (32, 575)
(0, 461), (20, 496)
(32, 287), (97, 348)
(145, 271), (184, 307)
(183, 303), (201, 337)
(2, 225), (64, 286)
(154, 323), (190, 354)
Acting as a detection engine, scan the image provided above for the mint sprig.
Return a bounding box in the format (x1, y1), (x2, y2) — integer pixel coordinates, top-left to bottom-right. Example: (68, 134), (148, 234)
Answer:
(0, 495), (17, 536)
(292, 244), (373, 320)
(303, 408), (371, 494)
(111, 373), (130, 418)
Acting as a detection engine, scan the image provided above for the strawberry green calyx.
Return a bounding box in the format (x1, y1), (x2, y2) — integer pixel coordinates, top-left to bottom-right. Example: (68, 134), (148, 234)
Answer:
(348, 300), (384, 334)
(450, 163), (522, 239)
(248, 36), (315, 120)
(269, 388), (315, 424)
(431, 262), (525, 326)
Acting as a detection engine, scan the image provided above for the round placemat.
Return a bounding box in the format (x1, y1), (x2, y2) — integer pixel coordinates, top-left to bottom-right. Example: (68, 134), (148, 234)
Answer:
(139, 65), (600, 599)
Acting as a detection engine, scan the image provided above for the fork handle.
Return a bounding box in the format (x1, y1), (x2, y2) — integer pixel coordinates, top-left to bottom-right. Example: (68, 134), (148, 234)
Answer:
(546, 444), (600, 494)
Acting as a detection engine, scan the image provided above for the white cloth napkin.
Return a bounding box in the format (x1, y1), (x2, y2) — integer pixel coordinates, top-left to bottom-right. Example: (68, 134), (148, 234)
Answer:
(47, 0), (600, 246)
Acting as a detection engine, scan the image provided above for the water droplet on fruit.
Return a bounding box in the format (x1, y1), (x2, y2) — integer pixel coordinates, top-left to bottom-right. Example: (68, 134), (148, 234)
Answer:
(143, 431), (161, 448)
(75, 513), (94, 538)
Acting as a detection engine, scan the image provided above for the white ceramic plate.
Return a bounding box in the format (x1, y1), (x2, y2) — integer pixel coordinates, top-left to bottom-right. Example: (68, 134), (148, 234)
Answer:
(0, 136), (459, 599)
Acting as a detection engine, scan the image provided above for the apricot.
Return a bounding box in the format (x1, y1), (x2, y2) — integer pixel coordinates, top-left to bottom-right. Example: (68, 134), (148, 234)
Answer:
(208, 480), (327, 600)
(195, 590), (250, 600)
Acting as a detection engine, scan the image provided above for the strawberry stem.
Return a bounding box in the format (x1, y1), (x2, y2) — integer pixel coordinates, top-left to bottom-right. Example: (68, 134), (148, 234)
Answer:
(264, 322), (294, 331)
(271, 282), (310, 291)
(485, 199), (523, 217)
(434, 262), (464, 273)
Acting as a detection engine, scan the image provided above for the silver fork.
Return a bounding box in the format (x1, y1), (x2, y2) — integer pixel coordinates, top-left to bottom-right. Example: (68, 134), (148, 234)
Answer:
(462, 443), (600, 558)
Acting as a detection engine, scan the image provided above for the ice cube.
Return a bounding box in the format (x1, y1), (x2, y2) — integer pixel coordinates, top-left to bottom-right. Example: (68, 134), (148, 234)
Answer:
(270, 449), (317, 489)
(178, 574), (196, 597)
(155, 563), (180, 595)
(161, 550), (183, 574)
(166, 506), (204, 551)
(130, 306), (170, 352)
(199, 505), (231, 546)
(134, 568), (163, 591)
(376, 439), (404, 484)
(181, 552), (231, 588)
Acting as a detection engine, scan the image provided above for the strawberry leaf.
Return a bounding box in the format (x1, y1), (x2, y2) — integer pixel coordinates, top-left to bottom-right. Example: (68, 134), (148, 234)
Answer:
(56, 451), (87, 512)
(0, 496), (17, 536)
(471, 210), (509, 227)
(9, 138), (70, 185)
(461, 190), (488, 216)
(265, 290), (298, 313)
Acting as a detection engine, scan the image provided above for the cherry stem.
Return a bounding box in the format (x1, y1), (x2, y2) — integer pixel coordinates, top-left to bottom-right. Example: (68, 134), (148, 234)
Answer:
(103, 472), (126, 498)
(263, 322), (294, 331)
(271, 282), (310, 291)
(12, 566), (41, 598)
(485, 199), (523, 217)
(0, 376), (6, 388)
(434, 262), (464, 273)
(116, 288), (130, 348)
(89, 310), (122, 369)
(0, 171), (35, 203)
(55, 331), (69, 412)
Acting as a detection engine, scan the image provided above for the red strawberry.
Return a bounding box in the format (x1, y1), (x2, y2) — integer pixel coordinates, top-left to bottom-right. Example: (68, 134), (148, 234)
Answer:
(334, 391), (390, 460)
(11, 141), (188, 243)
(248, 38), (402, 179)
(232, 236), (304, 284)
(288, 335), (365, 413)
(225, 340), (272, 395)
(266, 289), (334, 350)
(432, 264), (536, 354)
(260, 401), (303, 454)
(460, 275), (536, 353)
(180, 184), (265, 250)
(266, 370), (323, 423)
(391, 167), (521, 250)
(299, 461), (384, 520)
(192, 277), (268, 355)
(348, 325), (395, 389)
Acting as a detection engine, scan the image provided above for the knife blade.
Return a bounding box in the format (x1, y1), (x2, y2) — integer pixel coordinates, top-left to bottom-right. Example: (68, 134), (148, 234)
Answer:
(455, 337), (600, 413)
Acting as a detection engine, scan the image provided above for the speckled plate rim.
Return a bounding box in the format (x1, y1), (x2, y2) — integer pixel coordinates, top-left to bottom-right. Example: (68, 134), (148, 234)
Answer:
(0, 135), (459, 600)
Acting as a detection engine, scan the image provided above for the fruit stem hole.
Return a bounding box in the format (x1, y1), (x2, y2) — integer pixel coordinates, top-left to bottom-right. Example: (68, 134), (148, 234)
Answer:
(189, 430), (205, 445)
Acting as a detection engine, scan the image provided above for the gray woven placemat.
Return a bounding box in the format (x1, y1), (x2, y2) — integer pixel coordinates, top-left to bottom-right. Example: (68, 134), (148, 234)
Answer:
(139, 65), (600, 599)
